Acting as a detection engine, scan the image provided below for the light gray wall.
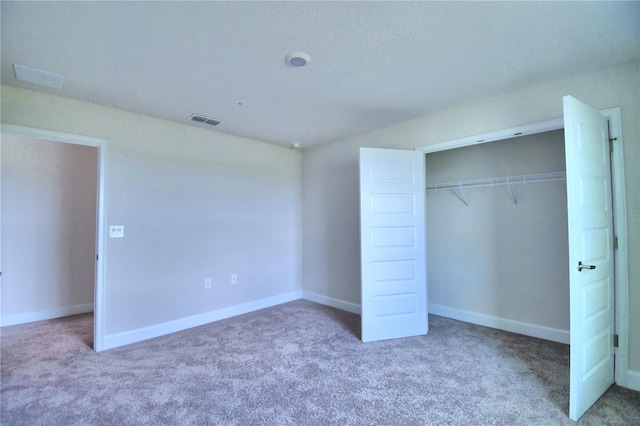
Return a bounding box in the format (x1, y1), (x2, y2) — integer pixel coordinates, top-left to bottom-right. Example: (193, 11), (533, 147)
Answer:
(301, 61), (639, 372)
(1, 135), (97, 321)
(426, 130), (569, 330)
(1, 61), (637, 374)
(1, 85), (303, 339)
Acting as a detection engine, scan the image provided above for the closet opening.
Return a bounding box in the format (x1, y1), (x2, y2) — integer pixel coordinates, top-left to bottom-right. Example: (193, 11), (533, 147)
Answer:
(425, 129), (570, 343)
(415, 107), (629, 389)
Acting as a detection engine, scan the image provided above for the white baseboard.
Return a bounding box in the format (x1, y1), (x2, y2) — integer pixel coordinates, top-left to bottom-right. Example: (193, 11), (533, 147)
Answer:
(1, 303), (94, 327)
(297, 296), (569, 345)
(428, 303), (570, 344)
(102, 291), (303, 350)
(625, 370), (640, 391)
(0, 294), (571, 352)
(302, 291), (361, 314)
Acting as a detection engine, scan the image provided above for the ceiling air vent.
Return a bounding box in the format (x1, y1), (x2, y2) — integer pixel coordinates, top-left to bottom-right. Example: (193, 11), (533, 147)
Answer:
(189, 113), (222, 126)
(14, 63), (64, 90)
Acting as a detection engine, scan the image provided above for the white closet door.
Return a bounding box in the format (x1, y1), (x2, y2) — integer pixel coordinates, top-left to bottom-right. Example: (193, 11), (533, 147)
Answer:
(564, 95), (615, 421)
(359, 147), (427, 342)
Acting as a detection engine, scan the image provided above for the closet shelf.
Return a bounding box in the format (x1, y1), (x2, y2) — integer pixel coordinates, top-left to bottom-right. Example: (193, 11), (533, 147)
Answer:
(426, 171), (566, 192)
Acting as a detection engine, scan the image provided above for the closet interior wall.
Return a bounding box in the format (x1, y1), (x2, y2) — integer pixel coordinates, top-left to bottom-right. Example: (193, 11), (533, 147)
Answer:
(426, 129), (569, 337)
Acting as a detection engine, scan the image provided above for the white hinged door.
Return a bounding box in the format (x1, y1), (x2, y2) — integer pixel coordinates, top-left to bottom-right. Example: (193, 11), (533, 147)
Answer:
(564, 95), (615, 421)
(359, 147), (427, 342)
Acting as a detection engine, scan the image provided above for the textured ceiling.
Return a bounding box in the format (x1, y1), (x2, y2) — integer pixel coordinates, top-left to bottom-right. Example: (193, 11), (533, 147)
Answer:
(2, 1), (638, 148)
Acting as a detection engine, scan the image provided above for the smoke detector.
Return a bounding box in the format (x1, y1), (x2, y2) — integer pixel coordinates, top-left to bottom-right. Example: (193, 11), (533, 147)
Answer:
(285, 52), (311, 67)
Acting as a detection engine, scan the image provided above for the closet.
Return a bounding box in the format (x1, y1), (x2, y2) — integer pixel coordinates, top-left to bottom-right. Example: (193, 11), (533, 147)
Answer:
(425, 130), (570, 339)
(360, 97), (623, 421)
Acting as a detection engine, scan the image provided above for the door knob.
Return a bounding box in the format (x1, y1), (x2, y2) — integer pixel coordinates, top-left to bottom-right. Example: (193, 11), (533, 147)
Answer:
(578, 261), (596, 272)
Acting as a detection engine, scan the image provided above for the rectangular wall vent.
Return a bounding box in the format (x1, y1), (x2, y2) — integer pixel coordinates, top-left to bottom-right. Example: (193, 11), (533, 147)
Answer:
(14, 64), (64, 90)
(189, 114), (222, 126)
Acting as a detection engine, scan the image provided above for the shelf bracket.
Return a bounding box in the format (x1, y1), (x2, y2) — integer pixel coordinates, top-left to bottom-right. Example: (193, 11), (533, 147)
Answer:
(507, 177), (517, 206)
(454, 183), (469, 207)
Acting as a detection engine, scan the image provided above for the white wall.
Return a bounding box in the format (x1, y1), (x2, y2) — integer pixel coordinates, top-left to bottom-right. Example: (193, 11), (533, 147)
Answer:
(1, 135), (97, 324)
(1, 85), (303, 346)
(301, 61), (639, 373)
(426, 131), (569, 337)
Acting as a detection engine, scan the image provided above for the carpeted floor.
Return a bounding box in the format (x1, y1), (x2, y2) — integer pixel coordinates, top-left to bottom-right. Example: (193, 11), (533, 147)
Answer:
(1, 300), (639, 425)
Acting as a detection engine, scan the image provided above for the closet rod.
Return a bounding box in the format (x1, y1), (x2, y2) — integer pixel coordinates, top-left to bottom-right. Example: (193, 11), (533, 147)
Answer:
(426, 171), (566, 192)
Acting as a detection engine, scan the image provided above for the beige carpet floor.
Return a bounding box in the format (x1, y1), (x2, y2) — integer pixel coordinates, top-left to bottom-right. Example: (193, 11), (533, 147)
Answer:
(2, 300), (639, 425)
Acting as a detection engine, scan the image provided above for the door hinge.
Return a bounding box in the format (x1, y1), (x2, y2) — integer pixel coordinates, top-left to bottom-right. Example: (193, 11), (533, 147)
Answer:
(613, 236), (618, 250)
(614, 334), (619, 347)
(609, 136), (617, 153)
(96, 254), (99, 261)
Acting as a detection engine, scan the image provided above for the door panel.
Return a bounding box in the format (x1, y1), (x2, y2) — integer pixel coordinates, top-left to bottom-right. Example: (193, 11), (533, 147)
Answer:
(360, 148), (427, 342)
(564, 95), (615, 421)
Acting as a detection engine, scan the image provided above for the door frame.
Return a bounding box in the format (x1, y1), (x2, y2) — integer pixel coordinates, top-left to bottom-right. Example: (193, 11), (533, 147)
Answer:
(0, 124), (107, 352)
(415, 108), (631, 389)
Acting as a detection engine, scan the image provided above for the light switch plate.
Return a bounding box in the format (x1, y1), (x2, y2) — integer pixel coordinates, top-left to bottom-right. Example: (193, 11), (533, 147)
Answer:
(109, 225), (124, 238)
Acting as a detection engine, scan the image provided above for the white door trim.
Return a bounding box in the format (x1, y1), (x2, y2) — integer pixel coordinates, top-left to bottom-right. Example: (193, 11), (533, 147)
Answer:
(415, 118), (564, 154)
(601, 108), (630, 388)
(0, 124), (107, 352)
(414, 109), (631, 390)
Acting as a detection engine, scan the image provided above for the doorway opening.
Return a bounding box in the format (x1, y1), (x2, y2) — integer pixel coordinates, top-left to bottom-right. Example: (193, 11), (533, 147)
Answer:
(415, 108), (629, 388)
(425, 129), (570, 342)
(415, 106), (630, 417)
(0, 124), (107, 351)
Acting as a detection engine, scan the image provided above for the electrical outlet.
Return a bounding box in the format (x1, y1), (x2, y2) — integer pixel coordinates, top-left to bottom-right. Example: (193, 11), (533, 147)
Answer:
(204, 278), (212, 289)
(231, 274), (237, 285)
